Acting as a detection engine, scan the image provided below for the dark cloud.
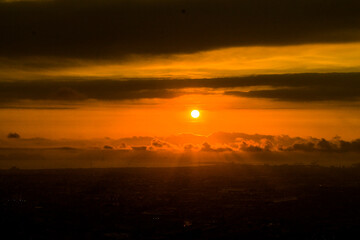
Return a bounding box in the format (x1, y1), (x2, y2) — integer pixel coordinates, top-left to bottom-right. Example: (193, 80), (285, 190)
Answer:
(150, 139), (172, 149)
(225, 87), (360, 102)
(1, 73), (360, 102)
(282, 138), (360, 153)
(118, 143), (130, 149)
(240, 145), (264, 152)
(223, 72), (360, 102)
(200, 142), (233, 153)
(0, 80), (181, 102)
(7, 132), (20, 139)
(0, 0), (360, 59)
(317, 139), (337, 152)
(131, 146), (148, 151)
(237, 141), (271, 152)
(284, 142), (316, 152)
(200, 142), (212, 152)
(183, 144), (198, 152)
(339, 139), (360, 152)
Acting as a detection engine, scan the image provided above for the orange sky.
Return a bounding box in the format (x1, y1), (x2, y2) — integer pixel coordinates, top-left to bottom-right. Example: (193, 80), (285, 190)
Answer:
(1, 93), (360, 140)
(1, 1), (360, 143)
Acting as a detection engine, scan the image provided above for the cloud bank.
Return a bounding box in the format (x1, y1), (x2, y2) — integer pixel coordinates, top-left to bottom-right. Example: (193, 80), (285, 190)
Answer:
(1, 73), (360, 103)
(2, 132), (360, 153)
(1, 132), (360, 169)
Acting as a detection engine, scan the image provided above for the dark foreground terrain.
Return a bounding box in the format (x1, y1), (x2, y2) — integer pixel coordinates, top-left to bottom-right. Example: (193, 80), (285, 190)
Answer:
(1, 164), (360, 239)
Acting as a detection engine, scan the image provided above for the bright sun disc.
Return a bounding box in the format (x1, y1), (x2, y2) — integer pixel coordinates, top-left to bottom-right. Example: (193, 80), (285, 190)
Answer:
(191, 110), (200, 118)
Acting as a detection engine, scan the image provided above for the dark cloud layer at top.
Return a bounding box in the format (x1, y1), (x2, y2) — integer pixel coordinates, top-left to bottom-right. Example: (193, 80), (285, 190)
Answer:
(0, 73), (359, 102)
(1, 0), (360, 59)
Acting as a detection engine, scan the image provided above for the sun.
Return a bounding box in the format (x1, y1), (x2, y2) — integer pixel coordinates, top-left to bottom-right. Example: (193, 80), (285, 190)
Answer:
(191, 110), (200, 118)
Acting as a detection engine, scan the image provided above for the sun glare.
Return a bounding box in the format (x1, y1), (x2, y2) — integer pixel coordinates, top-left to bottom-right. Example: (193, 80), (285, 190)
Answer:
(191, 110), (200, 118)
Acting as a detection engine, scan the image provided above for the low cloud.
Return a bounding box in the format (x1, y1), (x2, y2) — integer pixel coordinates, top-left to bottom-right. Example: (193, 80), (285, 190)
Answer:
(283, 138), (360, 153)
(1, 132), (360, 154)
(131, 146), (148, 151)
(150, 139), (173, 149)
(1, 132), (360, 169)
(117, 143), (131, 150)
(200, 142), (233, 153)
(7, 132), (20, 139)
(237, 140), (268, 152)
(183, 144), (199, 152)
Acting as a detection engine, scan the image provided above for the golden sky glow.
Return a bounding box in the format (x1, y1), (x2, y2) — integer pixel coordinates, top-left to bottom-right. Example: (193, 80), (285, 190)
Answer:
(1, 43), (360, 80)
(1, 93), (360, 140)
